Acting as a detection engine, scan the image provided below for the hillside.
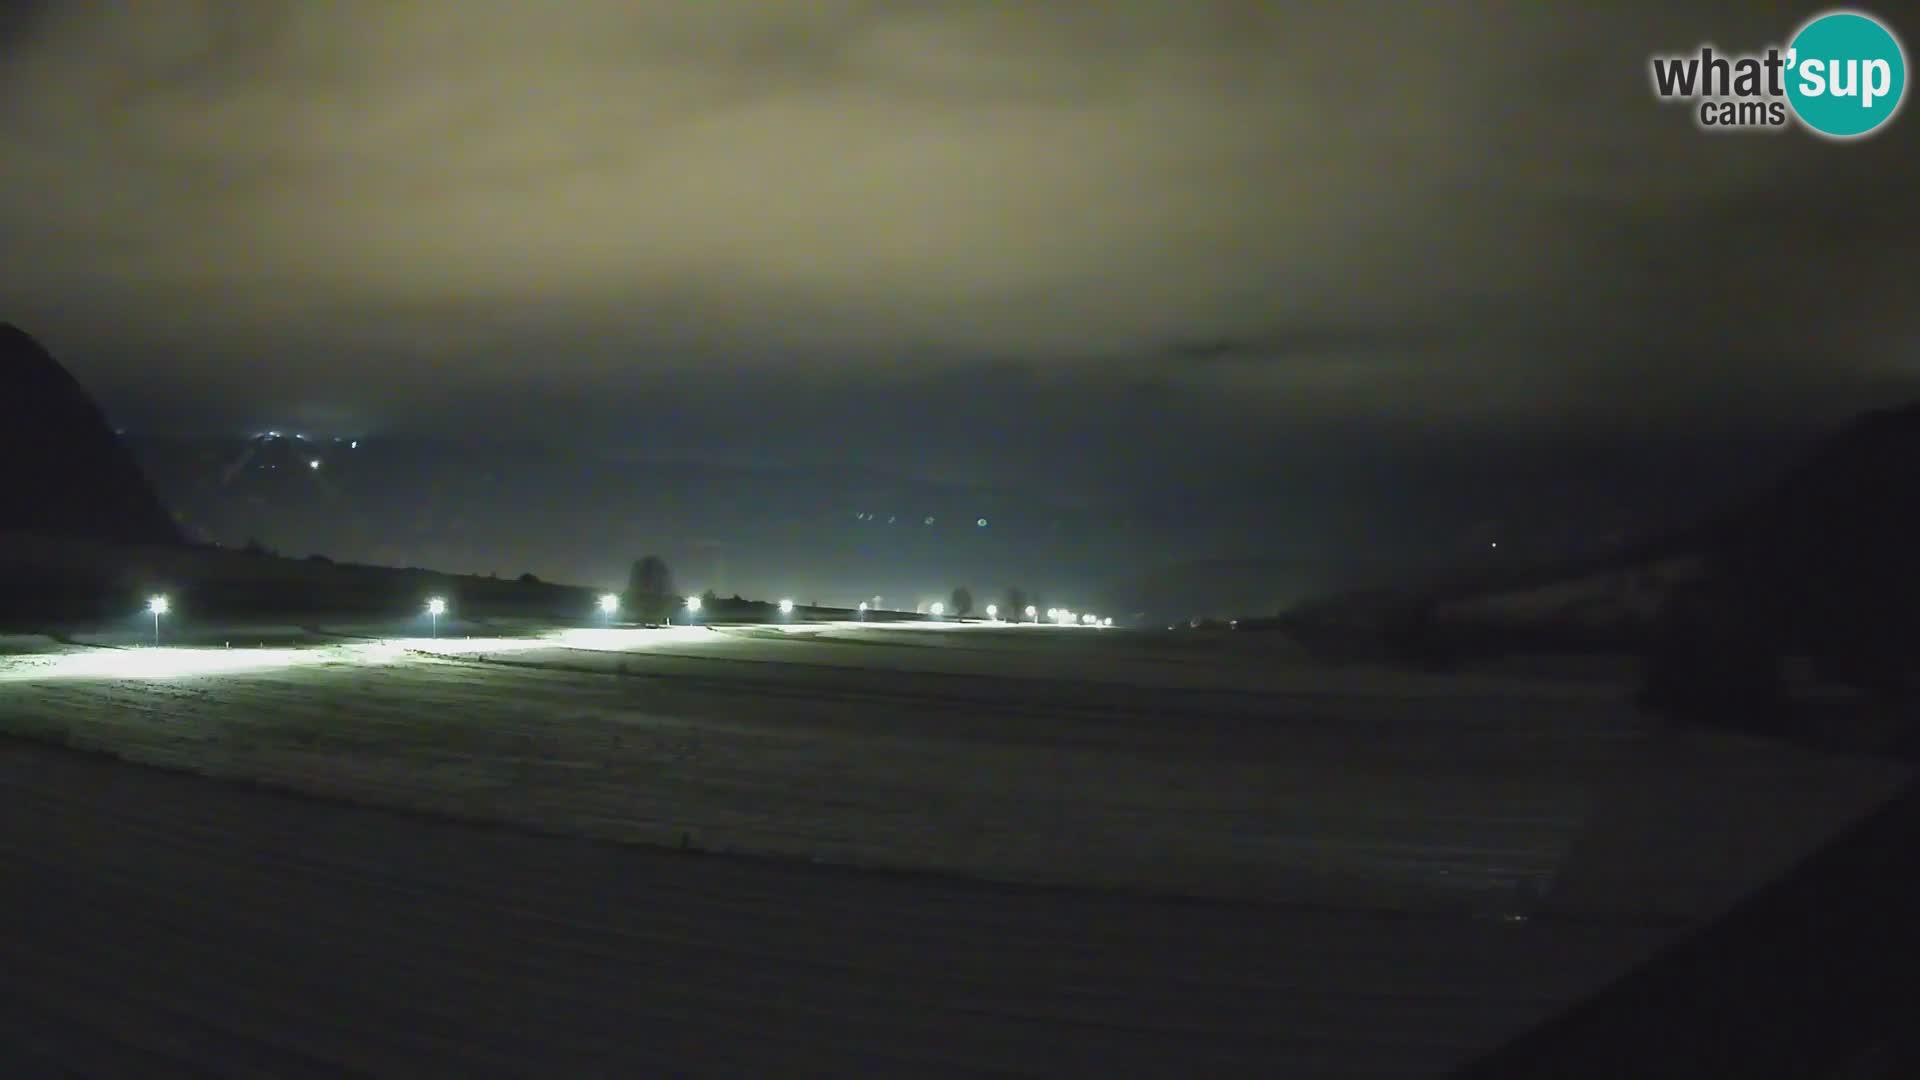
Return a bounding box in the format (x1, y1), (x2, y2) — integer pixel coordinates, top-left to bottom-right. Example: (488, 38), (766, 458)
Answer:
(1280, 402), (1920, 669)
(0, 530), (599, 628)
(0, 324), (180, 545)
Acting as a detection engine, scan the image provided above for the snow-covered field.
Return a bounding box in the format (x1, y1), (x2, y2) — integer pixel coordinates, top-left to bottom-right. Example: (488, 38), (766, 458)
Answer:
(1, 620), (1903, 922)
(3, 618), (1910, 1075)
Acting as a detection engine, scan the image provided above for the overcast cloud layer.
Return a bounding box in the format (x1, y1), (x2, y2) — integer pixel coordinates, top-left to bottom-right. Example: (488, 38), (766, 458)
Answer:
(2, 0), (1916, 457)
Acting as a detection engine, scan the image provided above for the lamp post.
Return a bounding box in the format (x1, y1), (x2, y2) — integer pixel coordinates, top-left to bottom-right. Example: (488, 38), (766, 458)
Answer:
(148, 595), (169, 646)
(426, 596), (446, 638)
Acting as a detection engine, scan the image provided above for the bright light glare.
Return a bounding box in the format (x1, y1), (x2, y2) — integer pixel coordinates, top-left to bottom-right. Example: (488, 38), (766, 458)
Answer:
(1102, 617), (1113, 627)
(1082, 613), (1096, 625)
(858, 601), (868, 612)
(778, 598), (795, 614)
(598, 593), (619, 614)
(929, 602), (945, 616)
(1025, 605), (1038, 618)
(985, 604), (998, 619)
(686, 595), (702, 612)
(309, 459), (321, 470)
(426, 597), (447, 616)
(1045, 608), (1058, 619)
(0, 626), (731, 684)
(147, 595), (170, 615)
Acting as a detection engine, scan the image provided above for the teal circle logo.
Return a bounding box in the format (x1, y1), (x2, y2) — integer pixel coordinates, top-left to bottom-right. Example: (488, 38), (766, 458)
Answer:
(1786, 10), (1907, 138)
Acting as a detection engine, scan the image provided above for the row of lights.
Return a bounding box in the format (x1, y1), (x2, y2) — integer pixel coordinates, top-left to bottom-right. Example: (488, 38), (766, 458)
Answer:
(140, 589), (1107, 647)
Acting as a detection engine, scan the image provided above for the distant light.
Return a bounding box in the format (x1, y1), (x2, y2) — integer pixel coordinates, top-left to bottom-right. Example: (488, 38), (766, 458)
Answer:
(1025, 605), (1037, 619)
(350, 440), (358, 449)
(1101, 617), (1113, 627)
(929, 601), (945, 617)
(923, 515), (935, 525)
(266, 430), (279, 438)
(976, 517), (988, 527)
(1045, 608), (1058, 619)
(985, 604), (998, 619)
(147, 595), (170, 616)
(858, 601), (868, 612)
(685, 595), (702, 613)
(1081, 613), (1096, 625)
(1491, 541), (1499, 548)
(309, 459), (321, 470)
(598, 593), (619, 615)
(778, 598), (795, 614)
(425, 597), (447, 616)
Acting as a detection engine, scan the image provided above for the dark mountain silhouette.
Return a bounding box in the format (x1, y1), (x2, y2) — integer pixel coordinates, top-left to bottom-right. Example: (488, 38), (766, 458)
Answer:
(0, 323), (180, 545)
(1642, 402), (1920, 723)
(1280, 401), (1920, 735)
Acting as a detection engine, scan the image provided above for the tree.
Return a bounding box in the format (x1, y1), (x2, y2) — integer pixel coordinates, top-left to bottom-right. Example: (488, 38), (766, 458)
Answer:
(1005, 587), (1028, 621)
(950, 586), (974, 617)
(626, 555), (674, 624)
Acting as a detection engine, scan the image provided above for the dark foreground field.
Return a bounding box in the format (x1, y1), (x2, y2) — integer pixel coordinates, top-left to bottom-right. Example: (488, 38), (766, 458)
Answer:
(0, 621), (1908, 1075)
(0, 738), (1670, 1077)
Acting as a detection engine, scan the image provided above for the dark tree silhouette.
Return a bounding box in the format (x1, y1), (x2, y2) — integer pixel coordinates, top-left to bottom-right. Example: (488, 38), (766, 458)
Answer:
(1005, 587), (1029, 621)
(950, 586), (974, 617)
(625, 555), (675, 624)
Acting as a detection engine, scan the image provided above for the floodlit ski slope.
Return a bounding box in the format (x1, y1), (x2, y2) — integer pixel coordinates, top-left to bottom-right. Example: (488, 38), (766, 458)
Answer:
(0, 621), (1904, 920)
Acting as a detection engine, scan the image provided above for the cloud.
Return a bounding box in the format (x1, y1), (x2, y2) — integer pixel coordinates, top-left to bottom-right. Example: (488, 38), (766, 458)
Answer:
(0, 0), (1914, 447)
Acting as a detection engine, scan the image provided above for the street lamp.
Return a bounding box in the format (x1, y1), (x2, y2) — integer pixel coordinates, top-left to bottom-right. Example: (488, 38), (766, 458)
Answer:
(148, 594), (169, 646)
(858, 600), (868, 620)
(985, 604), (998, 621)
(598, 593), (619, 626)
(929, 601), (945, 618)
(1025, 605), (1037, 623)
(426, 596), (446, 638)
(779, 598), (795, 616)
(684, 595), (702, 625)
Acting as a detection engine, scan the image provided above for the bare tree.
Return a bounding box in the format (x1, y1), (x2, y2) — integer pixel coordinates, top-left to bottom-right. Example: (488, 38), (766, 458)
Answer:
(950, 586), (974, 617)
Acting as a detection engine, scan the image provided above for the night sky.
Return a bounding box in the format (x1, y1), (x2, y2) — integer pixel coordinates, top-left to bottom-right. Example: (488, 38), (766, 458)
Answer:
(2, 2), (1916, 607)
